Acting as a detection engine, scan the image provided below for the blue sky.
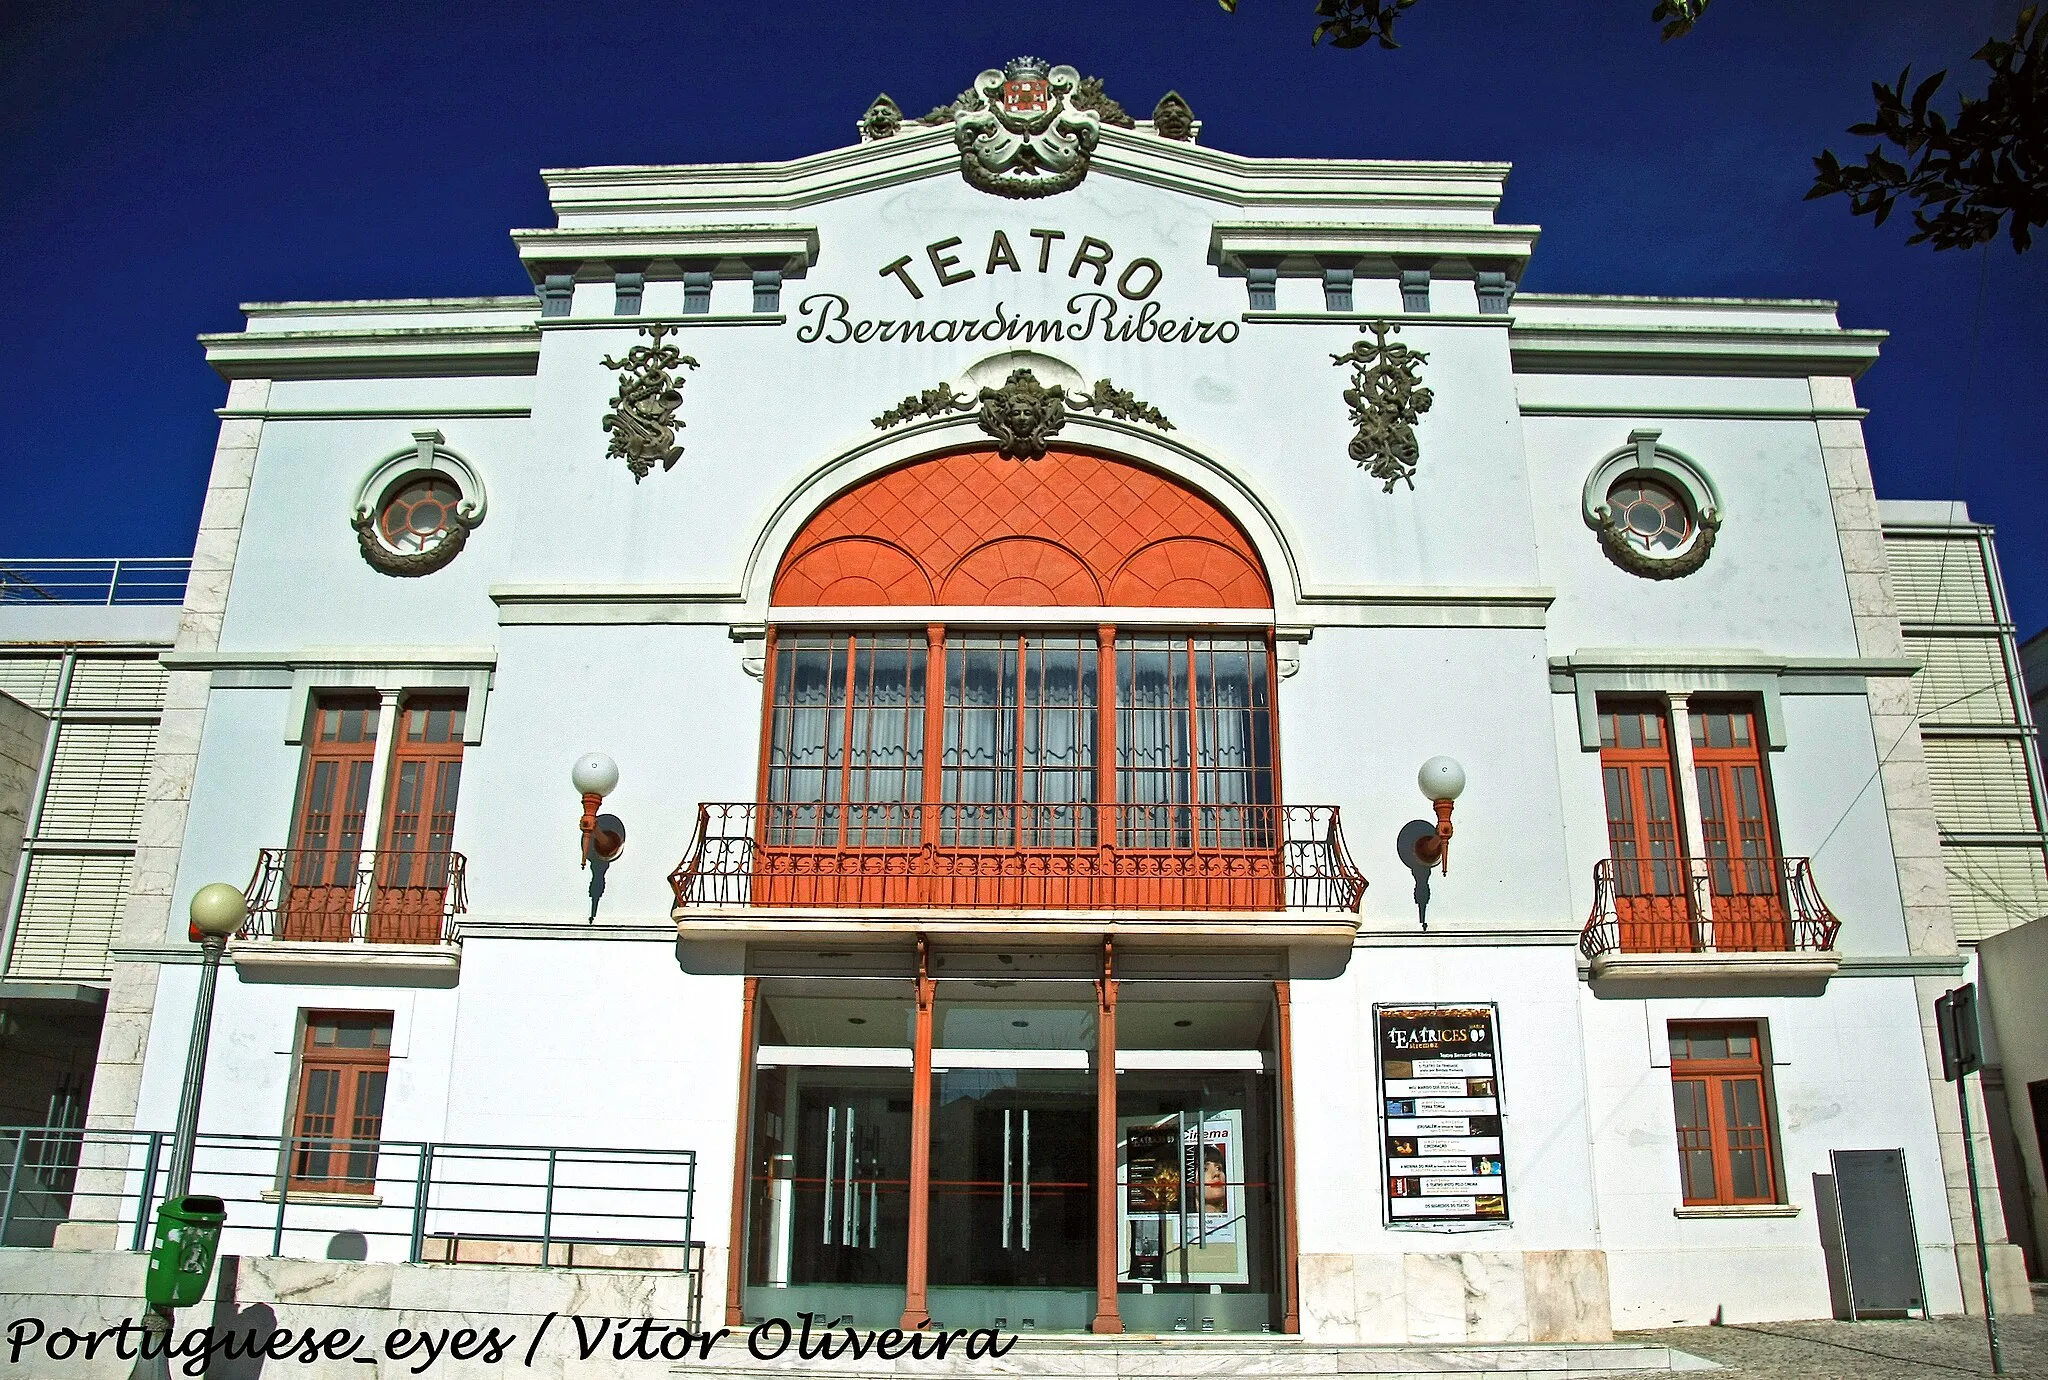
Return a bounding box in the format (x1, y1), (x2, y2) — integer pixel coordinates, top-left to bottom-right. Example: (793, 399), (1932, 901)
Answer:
(5, 0), (2042, 633)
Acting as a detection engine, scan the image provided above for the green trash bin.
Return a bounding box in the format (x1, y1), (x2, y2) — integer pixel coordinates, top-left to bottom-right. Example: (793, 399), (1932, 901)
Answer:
(144, 1195), (227, 1309)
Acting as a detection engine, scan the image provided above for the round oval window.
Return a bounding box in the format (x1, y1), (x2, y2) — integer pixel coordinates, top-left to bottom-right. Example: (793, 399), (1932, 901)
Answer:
(377, 475), (463, 554)
(1606, 476), (1694, 556)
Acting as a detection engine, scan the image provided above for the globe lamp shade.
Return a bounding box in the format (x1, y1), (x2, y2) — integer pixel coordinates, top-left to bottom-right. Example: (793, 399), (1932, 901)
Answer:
(571, 752), (620, 798)
(188, 883), (248, 939)
(1418, 756), (1466, 803)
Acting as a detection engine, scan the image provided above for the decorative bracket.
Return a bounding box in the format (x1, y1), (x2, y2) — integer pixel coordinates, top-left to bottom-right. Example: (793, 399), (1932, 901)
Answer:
(873, 368), (1174, 461)
(1332, 321), (1435, 492)
(602, 325), (700, 482)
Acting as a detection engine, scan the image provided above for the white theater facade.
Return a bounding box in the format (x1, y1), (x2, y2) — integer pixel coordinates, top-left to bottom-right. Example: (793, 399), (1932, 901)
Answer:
(51, 60), (2033, 1344)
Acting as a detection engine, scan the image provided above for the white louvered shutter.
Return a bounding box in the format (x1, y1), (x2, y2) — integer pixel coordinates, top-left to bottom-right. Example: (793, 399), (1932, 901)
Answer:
(0, 657), (63, 712)
(1885, 537), (1994, 624)
(1909, 636), (2016, 727)
(6, 854), (131, 981)
(1924, 739), (2042, 833)
(1943, 845), (2048, 943)
(39, 723), (157, 840)
(65, 658), (167, 710)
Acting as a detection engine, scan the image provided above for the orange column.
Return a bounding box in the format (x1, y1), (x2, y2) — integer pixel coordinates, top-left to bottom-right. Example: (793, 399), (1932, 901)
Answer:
(1091, 939), (1124, 1333)
(901, 941), (936, 1330)
(725, 976), (760, 1327)
(1276, 980), (1301, 1334)
(922, 625), (944, 854)
(1096, 624), (1117, 870)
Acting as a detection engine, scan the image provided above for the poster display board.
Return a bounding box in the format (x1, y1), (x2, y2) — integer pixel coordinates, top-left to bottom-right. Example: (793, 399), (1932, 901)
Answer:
(1374, 1004), (1509, 1226)
(1116, 1110), (1247, 1284)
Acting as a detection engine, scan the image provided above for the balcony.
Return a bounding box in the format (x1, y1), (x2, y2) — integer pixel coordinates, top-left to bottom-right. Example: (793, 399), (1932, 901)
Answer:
(1580, 855), (1842, 993)
(669, 802), (1367, 947)
(235, 847), (467, 984)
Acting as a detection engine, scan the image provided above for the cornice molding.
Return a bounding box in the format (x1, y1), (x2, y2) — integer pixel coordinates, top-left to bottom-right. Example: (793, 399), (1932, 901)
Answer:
(512, 223), (821, 276)
(201, 324), (540, 381)
(1210, 221), (1540, 272)
(1510, 323), (1887, 379)
(540, 125), (1515, 219)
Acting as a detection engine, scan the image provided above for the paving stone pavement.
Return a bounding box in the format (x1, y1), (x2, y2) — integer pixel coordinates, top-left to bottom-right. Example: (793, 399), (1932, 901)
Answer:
(1626, 1295), (2048, 1379)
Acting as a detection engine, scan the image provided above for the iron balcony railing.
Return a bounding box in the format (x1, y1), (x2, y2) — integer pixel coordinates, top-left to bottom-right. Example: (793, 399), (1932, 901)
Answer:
(0, 558), (191, 606)
(242, 848), (468, 945)
(1581, 855), (1841, 959)
(0, 1126), (699, 1302)
(670, 801), (1368, 912)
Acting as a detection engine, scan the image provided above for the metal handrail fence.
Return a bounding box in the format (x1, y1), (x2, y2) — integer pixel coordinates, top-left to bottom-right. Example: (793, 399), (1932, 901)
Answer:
(1581, 855), (1842, 959)
(0, 558), (191, 606)
(242, 848), (467, 945)
(0, 1126), (696, 1282)
(671, 800), (1369, 912)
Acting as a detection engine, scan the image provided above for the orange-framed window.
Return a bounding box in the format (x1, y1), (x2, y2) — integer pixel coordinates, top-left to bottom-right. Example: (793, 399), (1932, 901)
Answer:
(1690, 701), (1779, 896)
(764, 633), (927, 847)
(380, 695), (466, 881)
(1668, 1021), (1780, 1205)
(761, 629), (1278, 847)
(289, 695), (379, 890)
(289, 1011), (393, 1194)
(1598, 700), (1687, 902)
(942, 634), (1098, 846)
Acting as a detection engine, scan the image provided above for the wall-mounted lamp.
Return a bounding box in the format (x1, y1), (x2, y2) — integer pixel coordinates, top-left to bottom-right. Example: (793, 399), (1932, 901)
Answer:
(1411, 756), (1466, 875)
(572, 753), (626, 922)
(571, 752), (623, 868)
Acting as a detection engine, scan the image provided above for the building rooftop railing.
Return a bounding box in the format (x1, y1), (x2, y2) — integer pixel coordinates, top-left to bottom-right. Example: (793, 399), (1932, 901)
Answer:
(1581, 855), (1841, 959)
(0, 558), (191, 606)
(242, 847), (467, 945)
(671, 801), (1369, 913)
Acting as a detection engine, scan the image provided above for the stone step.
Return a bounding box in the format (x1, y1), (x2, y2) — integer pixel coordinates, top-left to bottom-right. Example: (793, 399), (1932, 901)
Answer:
(670, 1336), (1721, 1377)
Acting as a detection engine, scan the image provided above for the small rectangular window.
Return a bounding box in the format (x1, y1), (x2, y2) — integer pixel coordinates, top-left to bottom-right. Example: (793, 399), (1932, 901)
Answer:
(291, 1011), (394, 1193)
(1668, 1020), (1779, 1206)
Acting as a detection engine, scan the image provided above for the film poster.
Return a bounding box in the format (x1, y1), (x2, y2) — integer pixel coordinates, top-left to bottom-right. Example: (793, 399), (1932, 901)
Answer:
(1375, 1004), (1508, 1226)
(1116, 1110), (1247, 1284)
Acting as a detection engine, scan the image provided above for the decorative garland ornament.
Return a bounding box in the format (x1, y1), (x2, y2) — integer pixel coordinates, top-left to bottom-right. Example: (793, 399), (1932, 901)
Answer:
(1332, 321), (1435, 492)
(872, 368), (1175, 460)
(349, 430), (487, 578)
(601, 325), (699, 482)
(1593, 505), (1721, 579)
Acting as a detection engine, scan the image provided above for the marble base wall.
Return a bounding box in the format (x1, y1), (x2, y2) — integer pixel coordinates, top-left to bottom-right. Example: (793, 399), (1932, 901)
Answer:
(0, 1247), (704, 1380)
(1297, 1249), (1611, 1344)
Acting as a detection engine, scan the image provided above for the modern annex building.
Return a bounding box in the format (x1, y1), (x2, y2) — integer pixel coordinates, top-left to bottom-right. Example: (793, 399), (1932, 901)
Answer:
(18, 60), (2041, 1347)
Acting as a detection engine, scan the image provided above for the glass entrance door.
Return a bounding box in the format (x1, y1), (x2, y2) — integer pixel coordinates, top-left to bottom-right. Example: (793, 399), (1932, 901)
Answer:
(927, 1070), (1096, 1331)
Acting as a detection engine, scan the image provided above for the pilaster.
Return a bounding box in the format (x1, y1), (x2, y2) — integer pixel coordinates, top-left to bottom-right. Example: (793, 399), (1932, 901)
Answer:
(55, 378), (268, 1249)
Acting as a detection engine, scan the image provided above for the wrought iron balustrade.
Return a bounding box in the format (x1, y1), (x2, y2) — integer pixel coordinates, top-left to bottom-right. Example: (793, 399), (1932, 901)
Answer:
(669, 801), (1367, 913)
(0, 558), (191, 606)
(1581, 855), (1841, 959)
(0, 1125), (698, 1303)
(242, 847), (467, 945)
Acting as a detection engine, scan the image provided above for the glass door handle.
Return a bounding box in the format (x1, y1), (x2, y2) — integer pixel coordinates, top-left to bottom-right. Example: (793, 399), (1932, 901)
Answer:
(822, 1105), (837, 1246)
(844, 1107), (858, 1248)
(1001, 1108), (1013, 1249)
(1021, 1108), (1032, 1253)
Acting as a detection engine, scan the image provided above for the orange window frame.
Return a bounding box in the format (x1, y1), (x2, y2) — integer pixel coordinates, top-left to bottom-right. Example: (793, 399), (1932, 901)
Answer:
(1597, 700), (1692, 950)
(284, 695), (380, 941)
(1668, 1021), (1780, 1206)
(288, 1011), (393, 1194)
(755, 626), (1283, 826)
(1689, 700), (1787, 947)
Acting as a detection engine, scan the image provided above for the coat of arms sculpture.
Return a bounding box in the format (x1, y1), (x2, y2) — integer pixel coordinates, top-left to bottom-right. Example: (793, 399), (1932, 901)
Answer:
(947, 58), (1109, 198)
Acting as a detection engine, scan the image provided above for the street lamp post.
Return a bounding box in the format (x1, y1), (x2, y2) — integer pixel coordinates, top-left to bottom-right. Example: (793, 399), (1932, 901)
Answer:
(130, 882), (246, 1380)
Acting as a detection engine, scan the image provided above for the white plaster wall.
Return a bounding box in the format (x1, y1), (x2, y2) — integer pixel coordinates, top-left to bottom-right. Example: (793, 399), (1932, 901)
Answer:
(1581, 977), (1964, 1327)
(455, 624), (759, 922)
(1292, 946), (1599, 1260)
(1283, 626), (1574, 931)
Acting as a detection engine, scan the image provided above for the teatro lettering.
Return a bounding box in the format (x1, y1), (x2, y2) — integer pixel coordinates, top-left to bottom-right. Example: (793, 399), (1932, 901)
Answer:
(792, 226), (1238, 346)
